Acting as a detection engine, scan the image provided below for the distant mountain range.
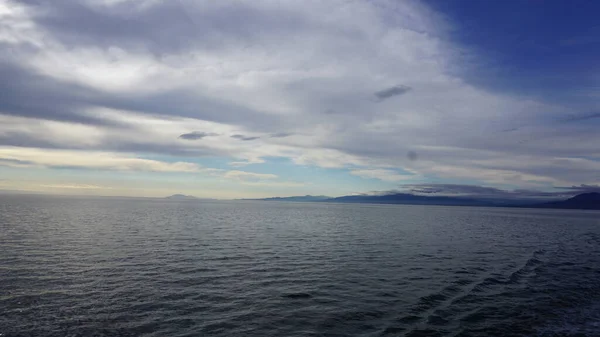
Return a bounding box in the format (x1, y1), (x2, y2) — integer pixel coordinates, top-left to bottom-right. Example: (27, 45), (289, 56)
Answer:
(532, 192), (600, 210)
(246, 192), (600, 210)
(245, 193), (507, 206)
(244, 195), (331, 202)
(165, 194), (198, 200)
(324, 193), (492, 206)
(165, 194), (216, 201)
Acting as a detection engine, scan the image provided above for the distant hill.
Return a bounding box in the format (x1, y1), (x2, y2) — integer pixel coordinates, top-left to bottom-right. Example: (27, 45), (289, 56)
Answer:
(242, 192), (600, 210)
(165, 194), (200, 200)
(323, 193), (493, 206)
(532, 192), (600, 210)
(250, 193), (532, 207)
(246, 195), (331, 202)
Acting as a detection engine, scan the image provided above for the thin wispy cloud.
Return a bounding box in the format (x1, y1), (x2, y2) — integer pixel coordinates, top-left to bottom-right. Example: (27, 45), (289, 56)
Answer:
(40, 183), (110, 190)
(556, 184), (600, 193)
(350, 169), (414, 182)
(231, 135), (260, 141)
(561, 112), (600, 123)
(270, 132), (293, 138)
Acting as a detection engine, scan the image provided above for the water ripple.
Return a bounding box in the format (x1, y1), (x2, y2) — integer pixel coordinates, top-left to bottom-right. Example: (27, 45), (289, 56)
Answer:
(1, 195), (599, 336)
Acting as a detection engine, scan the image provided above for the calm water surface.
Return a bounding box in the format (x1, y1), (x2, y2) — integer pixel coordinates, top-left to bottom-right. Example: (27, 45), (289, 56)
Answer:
(1, 195), (599, 336)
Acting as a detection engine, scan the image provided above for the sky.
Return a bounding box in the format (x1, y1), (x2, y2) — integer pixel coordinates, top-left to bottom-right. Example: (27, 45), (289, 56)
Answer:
(0, 0), (599, 199)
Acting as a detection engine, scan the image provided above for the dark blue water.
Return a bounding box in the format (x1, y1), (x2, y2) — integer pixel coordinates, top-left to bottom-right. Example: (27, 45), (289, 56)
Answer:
(1, 195), (599, 336)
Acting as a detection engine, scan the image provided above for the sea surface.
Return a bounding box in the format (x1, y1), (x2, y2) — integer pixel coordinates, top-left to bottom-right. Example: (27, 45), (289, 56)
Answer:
(1, 195), (599, 337)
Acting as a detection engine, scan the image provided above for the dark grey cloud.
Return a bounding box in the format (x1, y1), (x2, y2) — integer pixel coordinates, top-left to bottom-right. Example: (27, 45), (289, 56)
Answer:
(0, 52), (276, 130)
(19, 0), (313, 56)
(0, 1), (308, 154)
(98, 141), (222, 157)
(0, 0), (297, 133)
(0, 54), (285, 157)
(104, 88), (284, 131)
(269, 132), (293, 138)
(0, 51), (284, 132)
(373, 85), (412, 101)
(0, 59), (122, 127)
(0, 129), (223, 157)
(178, 131), (217, 140)
(0, 132), (67, 149)
(231, 134), (260, 141)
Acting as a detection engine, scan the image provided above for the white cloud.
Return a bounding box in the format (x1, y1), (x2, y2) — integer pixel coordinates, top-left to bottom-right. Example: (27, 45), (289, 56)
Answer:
(0, 114), (104, 148)
(293, 149), (368, 169)
(350, 169), (415, 182)
(0, 146), (304, 190)
(223, 170), (278, 181)
(0, 147), (202, 172)
(39, 183), (110, 189)
(421, 164), (558, 186)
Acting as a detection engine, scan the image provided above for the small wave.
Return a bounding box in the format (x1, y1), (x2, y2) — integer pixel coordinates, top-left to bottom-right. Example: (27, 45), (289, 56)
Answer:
(427, 314), (449, 326)
(397, 315), (422, 324)
(535, 300), (600, 336)
(282, 292), (312, 299)
(404, 328), (446, 337)
(381, 325), (405, 335)
(507, 255), (543, 285)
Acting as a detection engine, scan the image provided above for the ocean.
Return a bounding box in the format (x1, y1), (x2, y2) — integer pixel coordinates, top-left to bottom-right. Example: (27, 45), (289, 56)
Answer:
(1, 195), (599, 336)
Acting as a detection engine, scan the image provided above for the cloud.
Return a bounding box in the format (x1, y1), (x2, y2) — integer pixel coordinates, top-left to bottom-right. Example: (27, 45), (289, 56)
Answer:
(19, 0), (311, 56)
(223, 170), (277, 181)
(0, 147), (202, 172)
(0, 0), (597, 194)
(373, 85), (412, 101)
(561, 112), (600, 123)
(270, 132), (293, 138)
(350, 169), (415, 182)
(228, 158), (266, 167)
(231, 134), (260, 141)
(39, 183), (110, 189)
(0, 158), (36, 168)
(397, 183), (576, 199)
(403, 184), (509, 196)
(178, 131), (217, 140)
(222, 170), (305, 187)
(414, 162), (560, 186)
(0, 146), (304, 188)
(490, 111), (600, 135)
(556, 184), (600, 193)
(0, 61), (122, 126)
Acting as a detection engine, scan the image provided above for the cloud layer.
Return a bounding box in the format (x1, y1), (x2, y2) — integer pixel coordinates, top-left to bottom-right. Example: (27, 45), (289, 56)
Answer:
(179, 131), (218, 140)
(0, 0), (598, 196)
